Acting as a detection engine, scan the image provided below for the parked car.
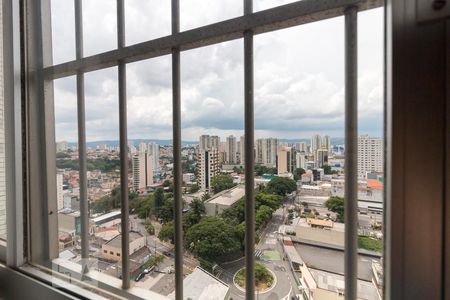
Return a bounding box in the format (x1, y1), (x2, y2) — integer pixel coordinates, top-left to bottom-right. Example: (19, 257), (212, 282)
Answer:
(135, 272), (145, 282)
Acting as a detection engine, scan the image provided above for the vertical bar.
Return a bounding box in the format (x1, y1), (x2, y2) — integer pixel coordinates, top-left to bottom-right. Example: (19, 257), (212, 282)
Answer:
(3, 0), (24, 266)
(74, 0), (89, 269)
(244, 0), (255, 299)
(171, 1), (183, 299)
(344, 6), (358, 300)
(117, 0), (130, 289)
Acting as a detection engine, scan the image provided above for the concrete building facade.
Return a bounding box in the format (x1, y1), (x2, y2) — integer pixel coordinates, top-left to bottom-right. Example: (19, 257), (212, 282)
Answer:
(132, 152), (153, 191)
(357, 135), (383, 178)
(198, 149), (219, 191)
(225, 135), (237, 164)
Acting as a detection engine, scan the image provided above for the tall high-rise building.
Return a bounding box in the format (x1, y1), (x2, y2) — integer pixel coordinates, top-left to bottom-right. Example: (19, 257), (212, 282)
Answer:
(255, 138), (278, 167)
(225, 135), (237, 164)
(294, 142), (307, 152)
(132, 152), (153, 191)
(239, 136), (245, 165)
(199, 135), (210, 151)
(198, 149), (219, 191)
(277, 146), (295, 175)
(296, 152), (306, 169)
(57, 173), (64, 211)
(210, 136), (220, 150)
(138, 142), (147, 154)
(322, 135), (331, 152)
(316, 148), (329, 167)
(358, 135), (384, 178)
(311, 134), (322, 154)
(147, 142), (160, 172)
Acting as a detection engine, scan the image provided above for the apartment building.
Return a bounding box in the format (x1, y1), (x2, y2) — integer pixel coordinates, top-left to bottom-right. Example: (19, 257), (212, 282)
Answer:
(198, 149), (219, 191)
(256, 138), (279, 167)
(132, 152), (153, 191)
(357, 135), (383, 178)
(225, 135), (237, 164)
(277, 145), (295, 175)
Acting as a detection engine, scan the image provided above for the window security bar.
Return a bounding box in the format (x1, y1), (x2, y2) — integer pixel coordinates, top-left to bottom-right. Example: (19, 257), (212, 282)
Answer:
(344, 6), (358, 300)
(74, 0), (89, 273)
(116, 0), (130, 289)
(171, 0), (184, 299)
(244, 0), (256, 299)
(29, 0), (382, 299)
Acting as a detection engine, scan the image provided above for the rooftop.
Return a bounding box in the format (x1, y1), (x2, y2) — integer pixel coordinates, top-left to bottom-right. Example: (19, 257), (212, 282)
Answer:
(309, 268), (378, 300)
(207, 185), (245, 206)
(105, 231), (143, 248)
(168, 267), (229, 300)
(92, 210), (122, 224)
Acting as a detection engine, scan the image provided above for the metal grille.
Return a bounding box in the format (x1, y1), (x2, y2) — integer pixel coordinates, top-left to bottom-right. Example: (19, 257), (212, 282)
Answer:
(35, 0), (382, 299)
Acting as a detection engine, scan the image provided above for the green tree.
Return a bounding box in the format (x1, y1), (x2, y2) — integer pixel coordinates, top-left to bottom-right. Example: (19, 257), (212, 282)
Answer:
(235, 262), (274, 288)
(254, 165), (277, 176)
(91, 187), (137, 214)
(255, 205), (274, 228)
(154, 188), (165, 214)
(56, 152), (71, 159)
(183, 198), (205, 228)
(322, 164), (338, 175)
(158, 198), (175, 223)
(211, 174), (236, 194)
(201, 192), (211, 202)
(188, 184), (200, 194)
(233, 166), (244, 174)
(293, 168), (306, 180)
(255, 192), (283, 210)
(266, 177), (297, 196)
(185, 217), (241, 261)
(135, 194), (154, 219)
(325, 196), (344, 222)
(144, 220), (155, 235)
(158, 221), (175, 243)
(221, 198), (245, 224)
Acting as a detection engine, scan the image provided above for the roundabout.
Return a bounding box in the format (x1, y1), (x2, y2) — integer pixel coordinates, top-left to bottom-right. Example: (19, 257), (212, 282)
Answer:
(233, 263), (278, 294)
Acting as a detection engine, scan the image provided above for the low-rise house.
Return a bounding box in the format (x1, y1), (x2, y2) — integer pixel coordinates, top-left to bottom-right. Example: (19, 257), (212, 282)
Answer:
(101, 231), (146, 262)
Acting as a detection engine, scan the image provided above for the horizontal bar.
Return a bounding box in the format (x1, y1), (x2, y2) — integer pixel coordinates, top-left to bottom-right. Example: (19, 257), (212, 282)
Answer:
(44, 0), (382, 80)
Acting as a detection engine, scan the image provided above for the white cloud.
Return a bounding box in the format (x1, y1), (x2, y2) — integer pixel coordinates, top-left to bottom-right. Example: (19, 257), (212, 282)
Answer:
(52, 2), (384, 142)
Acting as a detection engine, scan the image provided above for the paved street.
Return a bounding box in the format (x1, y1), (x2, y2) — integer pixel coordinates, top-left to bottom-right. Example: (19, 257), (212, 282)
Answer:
(219, 208), (298, 300)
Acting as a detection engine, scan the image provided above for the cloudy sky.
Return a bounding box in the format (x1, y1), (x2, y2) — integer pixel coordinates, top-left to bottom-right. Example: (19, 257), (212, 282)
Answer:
(51, 1), (383, 142)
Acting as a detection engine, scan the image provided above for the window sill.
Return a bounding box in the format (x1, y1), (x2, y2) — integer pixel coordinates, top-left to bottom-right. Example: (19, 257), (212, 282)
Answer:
(19, 258), (168, 300)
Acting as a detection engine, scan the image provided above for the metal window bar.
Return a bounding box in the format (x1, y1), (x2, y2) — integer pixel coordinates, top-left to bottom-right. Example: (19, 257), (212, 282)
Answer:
(74, 0), (89, 272)
(243, 0), (255, 299)
(344, 6), (358, 300)
(116, 0), (130, 289)
(28, 0), (382, 298)
(171, 1), (184, 299)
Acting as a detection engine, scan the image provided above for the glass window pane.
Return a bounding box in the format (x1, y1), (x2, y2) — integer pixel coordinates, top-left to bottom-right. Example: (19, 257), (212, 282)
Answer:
(255, 0), (300, 12)
(181, 39), (248, 298)
(180, 0), (242, 31)
(125, 0), (171, 46)
(83, 0), (117, 57)
(126, 56), (175, 295)
(51, 0), (76, 64)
